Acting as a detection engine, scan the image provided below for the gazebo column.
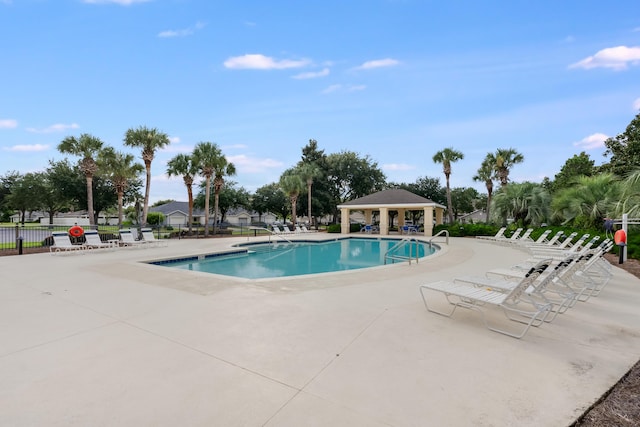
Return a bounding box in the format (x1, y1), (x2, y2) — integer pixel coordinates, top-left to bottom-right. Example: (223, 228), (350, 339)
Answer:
(398, 209), (406, 228)
(379, 207), (389, 235)
(435, 207), (444, 226)
(423, 206), (434, 236)
(340, 208), (350, 233)
(365, 210), (373, 225)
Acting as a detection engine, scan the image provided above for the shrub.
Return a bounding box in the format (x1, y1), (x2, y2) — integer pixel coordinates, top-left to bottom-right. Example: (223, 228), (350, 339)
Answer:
(327, 224), (341, 233)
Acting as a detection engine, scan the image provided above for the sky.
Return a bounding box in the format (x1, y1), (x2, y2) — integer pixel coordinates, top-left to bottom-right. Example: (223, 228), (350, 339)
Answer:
(1, 0), (640, 205)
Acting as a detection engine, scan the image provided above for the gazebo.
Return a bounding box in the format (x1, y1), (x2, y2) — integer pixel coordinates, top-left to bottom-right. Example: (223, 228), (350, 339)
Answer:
(337, 189), (446, 236)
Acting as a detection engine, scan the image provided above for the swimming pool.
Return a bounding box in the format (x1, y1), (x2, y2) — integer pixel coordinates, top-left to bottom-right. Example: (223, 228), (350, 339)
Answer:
(153, 237), (438, 279)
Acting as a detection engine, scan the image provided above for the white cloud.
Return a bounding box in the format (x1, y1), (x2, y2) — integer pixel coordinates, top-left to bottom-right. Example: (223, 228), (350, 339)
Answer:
(354, 58), (400, 70)
(223, 54), (310, 70)
(158, 22), (205, 38)
(26, 123), (79, 133)
(383, 163), (415, 171)
(569, 46), (640, 70)
(348, 84), (366, 92)
(634, 98), (640, 111)
(227, 154), (283, 173)
(573, 133), (609, 150)
(0, 119), (17, 129)
(322, 84), (342, 94)
(292, 68), (330, 79)
(3, 144), (49, 152)
(82, 0), (150, 5)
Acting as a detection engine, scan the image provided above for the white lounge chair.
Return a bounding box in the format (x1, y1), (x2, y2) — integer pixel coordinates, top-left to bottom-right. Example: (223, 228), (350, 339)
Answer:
(119, 229), (149, 248)
(50, 231), (86, 255)
(419, 259), (552, 338)
(476, 227), (507, 241)
(83, 230), (117, 250)
(140, 228), (167, 247)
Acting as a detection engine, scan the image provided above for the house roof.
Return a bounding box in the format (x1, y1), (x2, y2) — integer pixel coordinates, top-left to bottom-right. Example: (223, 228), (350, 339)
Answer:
(338, 189), (445, 209)
(149, 201), (205, 216)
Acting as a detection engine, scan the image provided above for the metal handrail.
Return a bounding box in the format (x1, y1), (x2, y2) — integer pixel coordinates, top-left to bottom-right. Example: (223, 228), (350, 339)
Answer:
(429, 229), (449, 246)
(384, 237), (421, 265)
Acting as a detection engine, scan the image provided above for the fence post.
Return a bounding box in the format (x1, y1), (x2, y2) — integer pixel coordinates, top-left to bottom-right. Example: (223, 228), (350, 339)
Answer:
(622, 213), (628, 262)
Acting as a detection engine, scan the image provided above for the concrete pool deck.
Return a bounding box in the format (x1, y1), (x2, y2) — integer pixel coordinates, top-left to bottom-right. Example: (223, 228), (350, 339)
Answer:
(1, 234), (639, 426)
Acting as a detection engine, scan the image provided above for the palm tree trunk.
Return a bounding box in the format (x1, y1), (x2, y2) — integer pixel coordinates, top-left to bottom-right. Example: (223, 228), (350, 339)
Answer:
(86, 175), (95, 226)
(307, 182), (312, 226)
(204, 177), (211, 236)
(213, 191), (220, 235)
(187, 184), (193, 235)
(142, 163), (151, 225)
(117, 191), (124, 227)
(446, 175), (454, 223)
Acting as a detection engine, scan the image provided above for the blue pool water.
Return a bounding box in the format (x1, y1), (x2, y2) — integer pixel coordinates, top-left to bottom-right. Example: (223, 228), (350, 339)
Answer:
(154, 238), (437, 279)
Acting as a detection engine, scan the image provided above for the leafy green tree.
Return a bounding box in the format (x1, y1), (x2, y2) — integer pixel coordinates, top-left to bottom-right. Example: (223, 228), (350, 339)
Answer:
(252, 183), (289, 222)
(217, 183), (251, 222)
(6, 172), (45, 223)
(192, 141), (236, 235)
(0, 171), (21, 221)
(325, 151), (386, 221)
(450, 187), (479, 220)
(432, 147), (464, 223)
(99, 147), (144, 227)
(124, 126), (170, 225)
(389, 177), (446, 205)
(492, 182), (550, 227)
(472, 155), (495, 222)
(279, 169), (305, 223)
(617, 168), (640, 217)
(551, 152), (596, 192)
(552, 173), (622, 228)
(41, 160), (78, 223)
(166, 153), (198, 234)
(57, 133), (105, 225)
(603, 112), (640, 177)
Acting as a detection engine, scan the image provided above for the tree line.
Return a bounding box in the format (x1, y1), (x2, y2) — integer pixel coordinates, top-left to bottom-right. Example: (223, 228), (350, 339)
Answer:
(1, 112), (639, 231)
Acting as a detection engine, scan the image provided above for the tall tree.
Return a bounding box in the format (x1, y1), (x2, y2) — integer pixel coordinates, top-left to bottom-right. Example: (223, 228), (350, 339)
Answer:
(551, 152), (596, 192)
(325, 151), (386, 221)
(279, 169), (305, 224)
(472, 155), (495, 222)
(490, 148), (524, 187)
(252, 183), (289, 223)
(299, 139), (332, 224)
(602, 112), (640, 177)
(166, 153), (198, 235)
(192, 142), (235, 236)
(6, 172), (44, 223)
(57, 133), (104, 225)
(432, 147), (464, 223)
(99, 147), (144, 227)
(296, 163), (321, 226)
(124, 126), (170, 225)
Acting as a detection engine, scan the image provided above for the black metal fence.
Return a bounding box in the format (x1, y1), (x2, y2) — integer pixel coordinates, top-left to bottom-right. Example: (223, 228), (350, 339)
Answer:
(0, 223), (275, 255)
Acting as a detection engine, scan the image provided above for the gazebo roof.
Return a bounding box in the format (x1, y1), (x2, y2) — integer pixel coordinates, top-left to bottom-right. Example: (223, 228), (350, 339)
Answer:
(338, 189), (445, 209)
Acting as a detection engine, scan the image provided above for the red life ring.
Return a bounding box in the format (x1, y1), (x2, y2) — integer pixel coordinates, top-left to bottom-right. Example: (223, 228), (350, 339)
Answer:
(614, 229), (627, 245)
(69, 225), (84, 238)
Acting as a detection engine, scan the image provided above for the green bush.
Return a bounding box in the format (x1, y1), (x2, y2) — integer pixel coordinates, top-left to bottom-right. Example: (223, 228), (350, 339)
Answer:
(146, 212), (165, 225)
(327, 224), (341, 233)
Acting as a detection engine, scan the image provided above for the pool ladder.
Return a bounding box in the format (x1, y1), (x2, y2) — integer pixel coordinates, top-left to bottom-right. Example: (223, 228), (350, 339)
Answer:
(384, 237), (421, 265)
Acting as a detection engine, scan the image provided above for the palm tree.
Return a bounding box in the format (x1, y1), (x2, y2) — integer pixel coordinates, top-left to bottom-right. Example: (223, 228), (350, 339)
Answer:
(279, 170), (305, 225)
(57, 133), (104, 225)
(552, 173), (621, 228)
(296, 163), (321, 227)
(98, 147), (144, 227)
(473, 155), (496, 222)
(166, 153), (198, 235)
(432, 147), (464, 224)
(124, 126), (170, 225)
(492, 182), (550, 227)
(192, 142), (236, 236)
(492, 148), (524, 186)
